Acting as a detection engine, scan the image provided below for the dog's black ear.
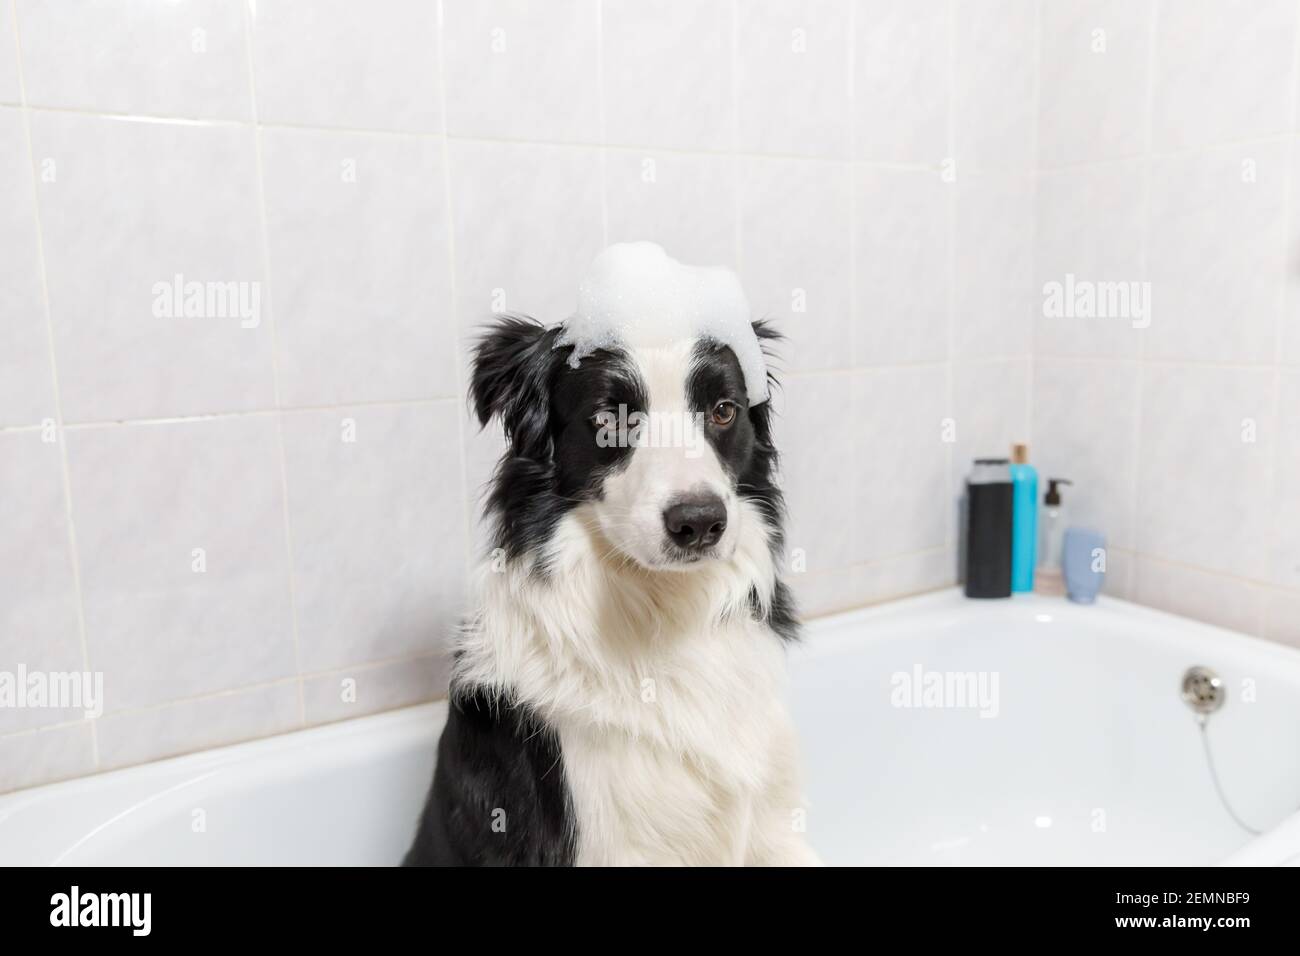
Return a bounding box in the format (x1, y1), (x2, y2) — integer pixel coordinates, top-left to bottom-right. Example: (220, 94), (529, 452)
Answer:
(750, 318), (784, 396)
(746, 319), (784, 449)
(470, 316), (559, 460)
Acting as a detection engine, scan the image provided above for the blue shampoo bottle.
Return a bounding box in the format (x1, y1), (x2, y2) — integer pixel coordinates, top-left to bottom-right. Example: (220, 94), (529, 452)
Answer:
(1009, 443), (1037, 592)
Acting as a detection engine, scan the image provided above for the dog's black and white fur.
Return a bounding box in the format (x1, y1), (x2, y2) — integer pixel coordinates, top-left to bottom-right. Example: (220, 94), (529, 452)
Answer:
(404, 316), (816, 866)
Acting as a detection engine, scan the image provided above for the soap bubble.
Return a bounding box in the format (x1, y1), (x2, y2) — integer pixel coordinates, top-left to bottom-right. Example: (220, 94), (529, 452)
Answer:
(555, 241), (769, 405)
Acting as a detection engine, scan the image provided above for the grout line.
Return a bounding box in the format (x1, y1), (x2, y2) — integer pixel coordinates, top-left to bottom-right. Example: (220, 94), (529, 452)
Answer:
(729, 0), (742, 272)
(0, 102), (946, 168)
(3, 344), (1199, 432)
(9, 101), (438, 136)
(1127, 0), (1161, 597)
(595, 0), (609, 246)
(944, 0), (957, 548)
(445, 134), (882, 164)
(1263, 0), (1300, 594)
(799, 542), (1298, 601)
(9, 0), (98, 769)
(783, 358), (1011, 381)
(0, 649), (452, 745)
(13, 104), (250, 127)
(240, 0), (305, 728)
(798, 544), (954, 578)
(800, 580), (956, 620)
(846, 0), (858, 374)
(0, 396), (460, 433)
(6, 348), (1290, 439)
(435, 0), (476, 574)
(1113, 548), (1297, 596)
(8, 102), (1298, 171)
(1035, 132), (1298, 173)
(1280, 0), (1300, 373)
(1026, 0), (1043, 453)
(844, 0), (863, 552)
(1029, 354), (1290, 370)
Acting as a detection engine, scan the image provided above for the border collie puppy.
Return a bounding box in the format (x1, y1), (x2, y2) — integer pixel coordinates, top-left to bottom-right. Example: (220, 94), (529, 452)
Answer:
(404, 315), (817, 866)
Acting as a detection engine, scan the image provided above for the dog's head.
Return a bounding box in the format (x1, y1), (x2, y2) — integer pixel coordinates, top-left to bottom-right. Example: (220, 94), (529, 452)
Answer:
(470, 316), (784, 574)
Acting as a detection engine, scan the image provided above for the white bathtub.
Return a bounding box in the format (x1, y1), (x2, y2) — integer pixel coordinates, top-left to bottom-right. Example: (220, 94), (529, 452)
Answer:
(2, 589), (1298, 866)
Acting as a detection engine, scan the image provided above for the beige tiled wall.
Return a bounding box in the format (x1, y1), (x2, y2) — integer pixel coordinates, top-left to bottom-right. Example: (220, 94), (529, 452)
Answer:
(1030, 0), (1300, 647)
(14, 0), (1297, 797)
(2, 0), (1026, 793)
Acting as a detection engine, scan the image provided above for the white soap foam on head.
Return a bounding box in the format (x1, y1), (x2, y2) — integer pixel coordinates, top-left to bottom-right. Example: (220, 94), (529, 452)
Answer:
(556, 242), (769, 405)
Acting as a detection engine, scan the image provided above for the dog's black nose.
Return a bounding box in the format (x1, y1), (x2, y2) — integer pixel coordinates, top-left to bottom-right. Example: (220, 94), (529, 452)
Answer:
(663, 495), (728, 551)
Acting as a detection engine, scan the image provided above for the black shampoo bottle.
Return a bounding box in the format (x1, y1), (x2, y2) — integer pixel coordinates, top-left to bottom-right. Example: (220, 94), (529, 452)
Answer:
(964, 458), (1013, 599)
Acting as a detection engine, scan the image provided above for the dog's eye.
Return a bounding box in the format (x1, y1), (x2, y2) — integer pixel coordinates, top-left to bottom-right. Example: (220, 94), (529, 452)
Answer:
(710, 401), (738, 427)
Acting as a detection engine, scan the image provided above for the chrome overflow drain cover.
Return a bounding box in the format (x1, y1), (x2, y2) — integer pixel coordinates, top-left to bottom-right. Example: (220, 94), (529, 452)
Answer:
(1182, 666), (1225, 715)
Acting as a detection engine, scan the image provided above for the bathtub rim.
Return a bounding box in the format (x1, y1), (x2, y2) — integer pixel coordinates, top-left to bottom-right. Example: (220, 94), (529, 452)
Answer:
(788, 587), (1300, 674)
(3, 587), (1298, 865)
(0, 699), (450, 865)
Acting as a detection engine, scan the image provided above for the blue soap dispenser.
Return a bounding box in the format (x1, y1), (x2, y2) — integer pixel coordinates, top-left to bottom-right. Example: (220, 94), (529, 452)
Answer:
(1009, 443), (1037, 592)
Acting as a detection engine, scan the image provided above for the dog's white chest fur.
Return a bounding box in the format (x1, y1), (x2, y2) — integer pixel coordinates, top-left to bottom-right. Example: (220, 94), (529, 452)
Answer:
(556, 617), (798, 866)
(455, 507), (817, 866)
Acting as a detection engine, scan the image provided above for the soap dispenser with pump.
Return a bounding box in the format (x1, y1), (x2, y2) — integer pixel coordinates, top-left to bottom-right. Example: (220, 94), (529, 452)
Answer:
(1035, 478), (1072, 596)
